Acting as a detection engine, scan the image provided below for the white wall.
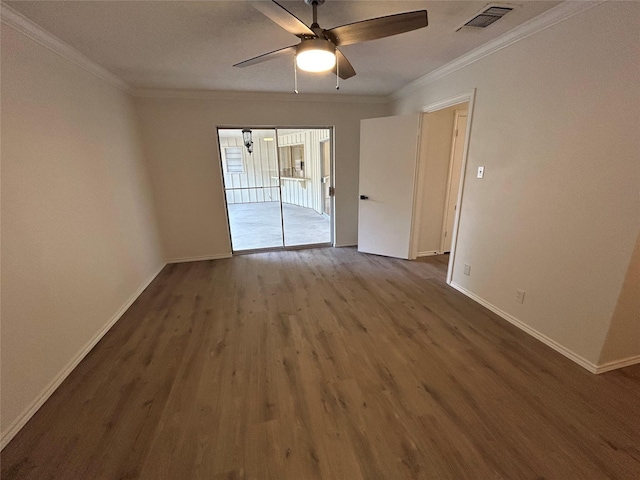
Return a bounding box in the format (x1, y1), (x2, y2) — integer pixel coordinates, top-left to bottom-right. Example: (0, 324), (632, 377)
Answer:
(134, 93), (390, 260)
(393, 1), (640, 367)
(1, 25), (164, 443)
(219, 130), (281, 204)
(219, 128), (329, 212)
(278, 129), (330, 214)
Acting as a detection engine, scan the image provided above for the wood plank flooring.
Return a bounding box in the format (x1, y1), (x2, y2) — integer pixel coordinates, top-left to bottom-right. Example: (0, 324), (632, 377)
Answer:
(2, 248), (640, 479)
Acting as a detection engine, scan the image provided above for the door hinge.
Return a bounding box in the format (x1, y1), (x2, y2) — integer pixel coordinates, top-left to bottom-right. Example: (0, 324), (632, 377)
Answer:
(329, 186), (335, 196)
(454, 128), (459, 137)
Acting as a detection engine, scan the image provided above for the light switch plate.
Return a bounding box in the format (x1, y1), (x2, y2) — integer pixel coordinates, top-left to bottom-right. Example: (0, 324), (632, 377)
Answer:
(477, 166), (485, 178)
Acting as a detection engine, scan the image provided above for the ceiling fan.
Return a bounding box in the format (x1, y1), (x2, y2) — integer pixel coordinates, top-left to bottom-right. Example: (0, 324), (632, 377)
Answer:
(234, 0), (429, 80)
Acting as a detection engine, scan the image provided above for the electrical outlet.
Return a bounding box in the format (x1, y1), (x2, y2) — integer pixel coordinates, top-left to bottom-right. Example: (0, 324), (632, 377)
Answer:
(516, 289), (526, 304)
(463, 264), (471, 276)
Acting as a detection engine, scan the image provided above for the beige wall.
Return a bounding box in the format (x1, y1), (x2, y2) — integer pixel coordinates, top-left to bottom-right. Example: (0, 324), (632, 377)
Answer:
(599, 232), (640, 366)
(134, 94), (389, 260)
(415, 104), (467, 255)
(1, 26), (164, 442)
(393, 1), (640, 366)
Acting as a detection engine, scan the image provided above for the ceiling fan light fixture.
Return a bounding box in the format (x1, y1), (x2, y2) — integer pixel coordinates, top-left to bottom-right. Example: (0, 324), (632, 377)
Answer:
(296, 39), (336, 72)
(236, 0), (429, 84)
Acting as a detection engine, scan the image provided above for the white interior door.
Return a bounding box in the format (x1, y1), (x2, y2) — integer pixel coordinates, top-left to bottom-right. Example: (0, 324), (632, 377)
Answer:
(358, 114), (421, 259)
(441, 111), (468, 253)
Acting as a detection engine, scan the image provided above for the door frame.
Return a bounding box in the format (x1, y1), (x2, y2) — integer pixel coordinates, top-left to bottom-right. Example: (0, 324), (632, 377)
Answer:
(216, 125), (335, 254)
(319, 138), (332, 219)
(439, 109), (468, 254)
(421, 90), (476, 285)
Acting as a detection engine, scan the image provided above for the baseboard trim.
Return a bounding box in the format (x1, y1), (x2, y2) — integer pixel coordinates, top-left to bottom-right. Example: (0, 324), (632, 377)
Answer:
(449, 281), (599, 374)
(335, 243), (357, 248)
(417, 251), (439, 257)
(166, 253), (232, 263)
(0, 263), (165, 450)
(594, 355), (640, 374)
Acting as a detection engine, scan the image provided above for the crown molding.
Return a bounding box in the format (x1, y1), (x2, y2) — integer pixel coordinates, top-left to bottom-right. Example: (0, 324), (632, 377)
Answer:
(392, 0), (607, 101)
(1, 2), (132, 93)
(3, 0), (605, 104)
(132, 88), (391, 104)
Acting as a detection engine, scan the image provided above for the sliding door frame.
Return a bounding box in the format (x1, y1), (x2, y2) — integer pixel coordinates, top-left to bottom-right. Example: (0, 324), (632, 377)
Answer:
(216, 125), (335, 254)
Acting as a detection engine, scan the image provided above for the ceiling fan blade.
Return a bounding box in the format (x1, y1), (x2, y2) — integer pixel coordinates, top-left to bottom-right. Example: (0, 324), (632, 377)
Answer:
(325, 10), (428, 47)
(233, 45), (297, 68)
(251, 1), (314, 37)
(334, 49), (356, 80)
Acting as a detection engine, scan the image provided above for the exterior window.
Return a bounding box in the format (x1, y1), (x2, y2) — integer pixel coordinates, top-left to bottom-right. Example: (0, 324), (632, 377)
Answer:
(225, 147), (244, 173)
(279, 144), (305, 178)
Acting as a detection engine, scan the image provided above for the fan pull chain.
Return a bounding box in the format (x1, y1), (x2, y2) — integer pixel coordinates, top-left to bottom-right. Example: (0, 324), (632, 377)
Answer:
(336, 53), (340, 90)
(294, 57), (299, 94)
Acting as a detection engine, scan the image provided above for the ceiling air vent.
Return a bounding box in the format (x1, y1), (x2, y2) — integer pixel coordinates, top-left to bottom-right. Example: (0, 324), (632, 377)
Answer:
(457, 5), (513, 31)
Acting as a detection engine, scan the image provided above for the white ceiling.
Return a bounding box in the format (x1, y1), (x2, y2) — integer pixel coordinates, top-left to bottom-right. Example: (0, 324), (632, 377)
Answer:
(6, 0), (561, 96)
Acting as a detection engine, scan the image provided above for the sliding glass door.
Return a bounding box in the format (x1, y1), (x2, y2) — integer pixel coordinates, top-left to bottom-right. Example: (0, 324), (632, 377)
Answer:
(218, 127), (333, 252)
(278, 129), (332, 247)
(219, 128), (283, 251)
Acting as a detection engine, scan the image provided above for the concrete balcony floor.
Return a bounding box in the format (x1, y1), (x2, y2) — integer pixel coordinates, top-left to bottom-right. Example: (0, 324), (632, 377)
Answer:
(228, 202), (331, 251)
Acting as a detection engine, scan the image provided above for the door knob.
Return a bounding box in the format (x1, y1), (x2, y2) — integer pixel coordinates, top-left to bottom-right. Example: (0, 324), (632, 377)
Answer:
(360, 195), (369, 200)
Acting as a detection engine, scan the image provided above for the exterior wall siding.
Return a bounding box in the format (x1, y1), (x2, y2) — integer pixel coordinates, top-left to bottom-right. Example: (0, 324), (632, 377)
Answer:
(220, 128), (330, 215)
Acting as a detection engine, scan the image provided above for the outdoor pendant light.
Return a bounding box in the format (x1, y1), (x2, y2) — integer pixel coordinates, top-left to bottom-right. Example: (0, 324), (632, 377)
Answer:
(296, 38), (336, 73)
(242, 128), (253, 154)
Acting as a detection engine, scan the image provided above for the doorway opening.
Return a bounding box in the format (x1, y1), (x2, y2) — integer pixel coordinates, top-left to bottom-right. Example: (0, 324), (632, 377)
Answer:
(419, 91), (475, 285)
(218, 127), (333, 253)
(412, 102), (469, 258)
(355, 91), (475, 284)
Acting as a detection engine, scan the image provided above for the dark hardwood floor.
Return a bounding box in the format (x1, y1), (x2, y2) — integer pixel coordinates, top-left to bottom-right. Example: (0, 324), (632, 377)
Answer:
(2, 248), (639, 479)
